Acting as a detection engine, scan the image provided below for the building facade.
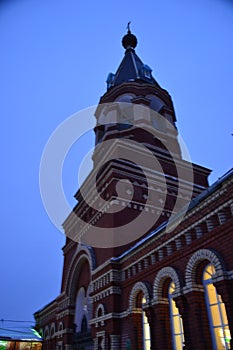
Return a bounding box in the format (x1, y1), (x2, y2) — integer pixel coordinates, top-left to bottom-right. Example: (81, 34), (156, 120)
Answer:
(35, 29), (233, 350)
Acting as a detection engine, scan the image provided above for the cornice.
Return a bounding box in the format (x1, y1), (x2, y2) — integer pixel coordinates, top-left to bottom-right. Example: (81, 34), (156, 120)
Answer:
(99, 82), (173, 110)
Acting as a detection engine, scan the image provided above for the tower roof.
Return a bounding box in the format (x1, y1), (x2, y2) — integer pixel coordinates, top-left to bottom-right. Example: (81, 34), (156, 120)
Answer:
(106, 26), (161, 90)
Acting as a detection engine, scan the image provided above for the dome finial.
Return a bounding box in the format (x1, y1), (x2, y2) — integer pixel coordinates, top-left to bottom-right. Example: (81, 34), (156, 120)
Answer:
(122, 22), (137, 50)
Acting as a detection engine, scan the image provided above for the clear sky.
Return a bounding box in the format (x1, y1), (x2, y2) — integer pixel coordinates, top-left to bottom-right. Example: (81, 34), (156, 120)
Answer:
(0, 0), (232, 324)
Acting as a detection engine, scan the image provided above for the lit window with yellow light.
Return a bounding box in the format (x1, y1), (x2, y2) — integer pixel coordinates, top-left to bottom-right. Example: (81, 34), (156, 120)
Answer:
(203, 264), (231, 349)
(142, 297), (151, 350)
(169, 282), (185, 350)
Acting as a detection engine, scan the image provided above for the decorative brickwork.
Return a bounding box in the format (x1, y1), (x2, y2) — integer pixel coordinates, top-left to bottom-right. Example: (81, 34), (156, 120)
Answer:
(129, 281), (151, 311)
(153, 266), (181, 300)
(185, 248), (225, 291)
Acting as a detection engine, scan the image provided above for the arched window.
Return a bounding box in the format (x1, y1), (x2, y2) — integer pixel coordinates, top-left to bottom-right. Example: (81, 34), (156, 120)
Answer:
(203, 264), (231, 349)
(74, 284), (92, 333)
(74, 287), (86, 332)
(81, 315), (88, 333)
(142, 297), (151, 350)
(169, 282), (184, 349)
(58, 322), (63, 333)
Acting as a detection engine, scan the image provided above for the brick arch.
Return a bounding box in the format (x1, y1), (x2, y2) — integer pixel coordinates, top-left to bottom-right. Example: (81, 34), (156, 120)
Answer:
(76, 244), (96, 270)
(58, 321), (63, 333)
(66, 245), (96, 284)
(153, 266), (181, 300)
(129, 281), (151, 312)
(185, 248), (225, 287)
(64, 244), (95, 295)
(95, 303), (105, 318)
(66, 253), (92, 299)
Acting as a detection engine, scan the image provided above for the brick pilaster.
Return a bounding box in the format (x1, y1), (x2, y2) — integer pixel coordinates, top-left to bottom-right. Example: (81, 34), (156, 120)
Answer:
(151, 302), (172, 349)
(110, 334), (120, 349)
(180, 291), (212, 349)
(144, 307), (157, 349)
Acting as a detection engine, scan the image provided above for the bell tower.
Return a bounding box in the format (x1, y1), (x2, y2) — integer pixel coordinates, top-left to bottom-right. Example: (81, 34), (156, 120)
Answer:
(94, 26), (181, 158)
(63, 28), (211, 265)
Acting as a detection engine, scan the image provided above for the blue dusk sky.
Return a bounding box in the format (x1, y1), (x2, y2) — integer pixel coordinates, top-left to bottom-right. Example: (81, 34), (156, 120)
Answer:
(0, 0), (233, 324)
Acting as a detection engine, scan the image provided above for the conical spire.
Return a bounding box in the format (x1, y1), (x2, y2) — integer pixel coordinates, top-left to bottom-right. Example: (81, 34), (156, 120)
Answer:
(106, 25), (160, 90)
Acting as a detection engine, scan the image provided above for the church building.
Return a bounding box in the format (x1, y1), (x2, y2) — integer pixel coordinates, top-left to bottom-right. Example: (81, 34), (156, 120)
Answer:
(35, 28), (233, 350)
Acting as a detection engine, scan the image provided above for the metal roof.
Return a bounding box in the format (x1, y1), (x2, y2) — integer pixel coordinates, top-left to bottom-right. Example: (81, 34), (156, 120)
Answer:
(0, 325), (42, 341)
(106, 30), (161, 90)
(110, 49), (160, 88)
